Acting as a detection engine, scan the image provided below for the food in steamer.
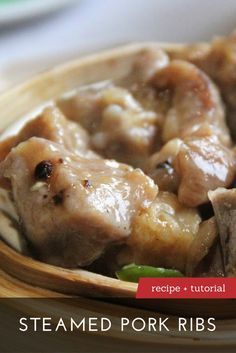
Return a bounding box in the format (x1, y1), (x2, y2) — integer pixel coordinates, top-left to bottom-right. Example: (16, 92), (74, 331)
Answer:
(0, 31), (236, 282)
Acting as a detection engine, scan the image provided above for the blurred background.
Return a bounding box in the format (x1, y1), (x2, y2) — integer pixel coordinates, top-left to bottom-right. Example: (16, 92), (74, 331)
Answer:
(1, 0), (236, 93)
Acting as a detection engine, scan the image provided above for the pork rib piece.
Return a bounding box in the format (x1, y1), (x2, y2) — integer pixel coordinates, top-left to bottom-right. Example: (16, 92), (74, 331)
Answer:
(0, 137), (157, 268)
(0, 106), (98, 163)
(208, 188), (236, 276)
(58, 86), (160, 167)
(145, 137), (235, 207)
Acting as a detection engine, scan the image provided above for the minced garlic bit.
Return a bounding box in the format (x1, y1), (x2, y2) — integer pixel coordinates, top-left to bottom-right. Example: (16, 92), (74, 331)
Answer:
(30, 181), (47, 192)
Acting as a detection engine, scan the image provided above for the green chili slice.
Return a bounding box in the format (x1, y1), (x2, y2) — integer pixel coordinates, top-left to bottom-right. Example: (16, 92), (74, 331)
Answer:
(116, 263), (183, 283)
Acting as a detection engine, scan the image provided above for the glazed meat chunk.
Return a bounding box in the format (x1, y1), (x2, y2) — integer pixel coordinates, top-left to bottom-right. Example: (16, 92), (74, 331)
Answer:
(121, 48), (170, 111)
(169, 32), (236, 141)
(0, 137), (157, 268)
(90, 87), (159, 166)
(209, 188), (236, 276)
(150, 60), (231, 147)
(125, 48), (169, 84)
(174, 137), (235, 206)
(58, 86), (160, 166)
(129, 192), (201, 272)
(58, 47), (169, 131)
(0, 106), (98, 163)
(186, 217), (224, 277)
(145, 138), (182, 193)
(196, 33), (236, 142)
(145, 137), (235, 207)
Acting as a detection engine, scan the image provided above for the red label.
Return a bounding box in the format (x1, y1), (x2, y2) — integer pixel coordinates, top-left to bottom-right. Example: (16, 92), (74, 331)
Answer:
(136, 278), (236, 299)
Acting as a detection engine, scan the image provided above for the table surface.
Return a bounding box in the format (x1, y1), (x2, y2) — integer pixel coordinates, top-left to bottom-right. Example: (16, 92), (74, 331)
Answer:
(1, 0), (236, 91)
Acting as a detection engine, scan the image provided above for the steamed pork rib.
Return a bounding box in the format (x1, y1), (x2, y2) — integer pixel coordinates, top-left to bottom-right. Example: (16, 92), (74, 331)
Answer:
(186, 217), (224, 277)
(174, 137), (235, 206)
(186, 218), (216, 276)
(129, 191), (201, 272)
(59, 86), (160, 166)
(144, 138), (182, 193)
(150, 60), (231, 147)
(145, 137), (235, 207)
(57, 59), (232, 168)
(209, 188), (236, 276)
(0, 106), (98, 163)
(90, 87), (159, 166)
(169, 32), (236, 141)
(0, 137), (157, 267)
(168, 43), (211, 63)
(58, 48), (169, 122)
(58, 87), (105, 134)
(126, 48), (169, 83)
(146, 55), (236, 207)
(1, 39), (236, 279)
(121, 48), (170, 110)
(196, 33), (236, 141)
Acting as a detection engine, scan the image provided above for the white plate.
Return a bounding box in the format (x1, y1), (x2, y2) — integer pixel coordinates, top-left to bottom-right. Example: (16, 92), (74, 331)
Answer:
(0, 0), (77, 26)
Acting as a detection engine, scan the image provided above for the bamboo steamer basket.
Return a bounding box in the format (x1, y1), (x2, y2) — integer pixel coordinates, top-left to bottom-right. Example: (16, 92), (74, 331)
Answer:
(0, 43), (235, 350)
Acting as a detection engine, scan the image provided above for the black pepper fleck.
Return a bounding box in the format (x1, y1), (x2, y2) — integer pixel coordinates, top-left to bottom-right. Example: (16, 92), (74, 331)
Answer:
(83, 179), (92, 188)
(58, 158), (64, 164)
(156, 161), (171, 170)
(53, 190), (64, 205)
(34, 160), (53, 181)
